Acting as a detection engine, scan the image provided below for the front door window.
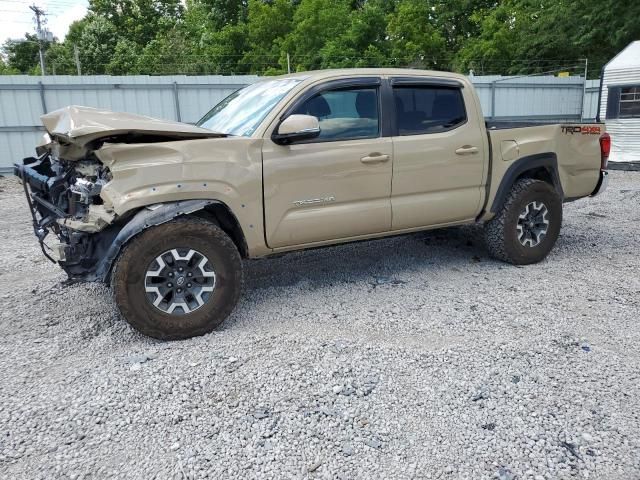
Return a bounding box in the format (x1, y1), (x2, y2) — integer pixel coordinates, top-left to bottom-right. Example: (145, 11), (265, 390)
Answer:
(292, 87), (380, 141)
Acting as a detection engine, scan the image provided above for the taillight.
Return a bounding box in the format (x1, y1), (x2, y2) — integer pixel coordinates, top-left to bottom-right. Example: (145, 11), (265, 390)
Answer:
(599, 132), (611, 170)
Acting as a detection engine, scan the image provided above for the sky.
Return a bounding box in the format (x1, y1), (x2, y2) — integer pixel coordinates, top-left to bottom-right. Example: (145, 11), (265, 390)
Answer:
(0, 0), (88, 44)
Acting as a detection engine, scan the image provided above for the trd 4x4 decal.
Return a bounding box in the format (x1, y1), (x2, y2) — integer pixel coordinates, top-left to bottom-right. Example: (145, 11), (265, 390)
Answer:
(561, 125), (602, 135)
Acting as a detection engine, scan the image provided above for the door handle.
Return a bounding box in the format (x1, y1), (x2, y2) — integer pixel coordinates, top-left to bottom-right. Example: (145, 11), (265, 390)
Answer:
(455, 146), (479, 155)
(361, 153), (390, 164)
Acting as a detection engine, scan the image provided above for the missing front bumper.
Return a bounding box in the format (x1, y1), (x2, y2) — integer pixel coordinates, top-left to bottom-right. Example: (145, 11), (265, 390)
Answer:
(14, 157), (112, 280)
(14, 159), (60, 263)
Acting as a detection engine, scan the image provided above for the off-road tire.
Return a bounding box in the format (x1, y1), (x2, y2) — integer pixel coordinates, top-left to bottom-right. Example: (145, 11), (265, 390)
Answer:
(112, 217), (243, 340)
(485, 178), (562, 265)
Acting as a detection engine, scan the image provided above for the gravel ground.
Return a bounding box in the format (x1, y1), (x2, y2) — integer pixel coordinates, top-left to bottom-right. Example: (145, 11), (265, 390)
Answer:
(0, 171), (639, 480)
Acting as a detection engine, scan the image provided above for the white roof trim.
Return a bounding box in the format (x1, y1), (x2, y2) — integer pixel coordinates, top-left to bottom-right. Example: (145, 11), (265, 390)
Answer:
(605, 41), (640, 71)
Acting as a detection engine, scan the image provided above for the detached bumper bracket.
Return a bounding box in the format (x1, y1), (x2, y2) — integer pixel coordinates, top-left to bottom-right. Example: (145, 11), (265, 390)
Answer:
(15, 161), (58, 264)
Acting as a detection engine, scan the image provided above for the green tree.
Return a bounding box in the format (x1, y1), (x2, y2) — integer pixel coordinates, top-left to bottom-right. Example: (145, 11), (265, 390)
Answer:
(454, 0), (640, 76)
(136, 29), (203, 74)
(2, 34), (47, 73)
(88, 0), (184, 46)
(433, 0), (496, 54)
(196, 0), (248, 29)
(241, 0), (295, 74)
(531, 0), (640, 77)
(387, 0), (447, 69)
(320, 0), (392, 68)
(183, 0), (251, 74)
(106, 39), (142, 74)
(573, 0), (640, 74)
(281, 0), (353, 71)
(453, 0), (523, 74)
(0, 57), (19, 74)
(200, 23), (249, 74)
(76, 16), (119, 74)
(183, 0), (213, 41)
(4, 0), (640, 78)
(46, 43), (77, 75)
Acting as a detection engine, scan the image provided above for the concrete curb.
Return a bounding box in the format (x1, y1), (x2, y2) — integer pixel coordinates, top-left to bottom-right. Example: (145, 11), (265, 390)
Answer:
(608, 162), (640, 171)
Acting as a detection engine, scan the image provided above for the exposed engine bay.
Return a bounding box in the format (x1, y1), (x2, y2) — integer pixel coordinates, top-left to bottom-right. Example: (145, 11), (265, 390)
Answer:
(14, 151), (119, 276)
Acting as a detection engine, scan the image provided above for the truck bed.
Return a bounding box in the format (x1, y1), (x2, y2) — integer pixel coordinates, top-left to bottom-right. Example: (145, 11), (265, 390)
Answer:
(486, 120), (601, 130)
(482, 122), (604, 218)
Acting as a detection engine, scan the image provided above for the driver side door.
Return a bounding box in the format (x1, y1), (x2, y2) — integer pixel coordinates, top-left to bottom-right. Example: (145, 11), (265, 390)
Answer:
(261, 78), (393, 249)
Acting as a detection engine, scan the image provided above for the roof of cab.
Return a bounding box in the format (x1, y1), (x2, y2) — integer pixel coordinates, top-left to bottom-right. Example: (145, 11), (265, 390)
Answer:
(267, 68), (469, 83)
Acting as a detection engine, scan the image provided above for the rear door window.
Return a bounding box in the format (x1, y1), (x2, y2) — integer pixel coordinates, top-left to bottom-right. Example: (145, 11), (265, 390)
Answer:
(393, 86), (466, 135)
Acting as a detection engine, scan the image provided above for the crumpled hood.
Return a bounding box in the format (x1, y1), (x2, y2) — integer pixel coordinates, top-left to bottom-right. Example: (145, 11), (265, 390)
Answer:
(41, 105), (222, 146)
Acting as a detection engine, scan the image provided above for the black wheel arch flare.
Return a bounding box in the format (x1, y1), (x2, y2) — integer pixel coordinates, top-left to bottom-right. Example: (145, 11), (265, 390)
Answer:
(489, 153), (564, 215)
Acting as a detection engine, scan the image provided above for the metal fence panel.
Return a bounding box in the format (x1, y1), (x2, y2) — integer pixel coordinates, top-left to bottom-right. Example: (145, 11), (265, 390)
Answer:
(470, 75), (596, 120)
(1, 73), (599, 174)
(582, 79), (600, 120)
(0, 75), (258, 173)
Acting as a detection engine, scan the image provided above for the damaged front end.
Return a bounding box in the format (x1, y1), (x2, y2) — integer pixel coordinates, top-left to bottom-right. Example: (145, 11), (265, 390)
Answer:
(15, 105), (228, 282)
(14, 149), (120, 281)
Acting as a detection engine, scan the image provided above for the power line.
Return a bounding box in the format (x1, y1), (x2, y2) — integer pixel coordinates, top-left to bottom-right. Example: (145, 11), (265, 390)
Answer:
(3, 0), (85, 5)
(29, 3), (47, 75)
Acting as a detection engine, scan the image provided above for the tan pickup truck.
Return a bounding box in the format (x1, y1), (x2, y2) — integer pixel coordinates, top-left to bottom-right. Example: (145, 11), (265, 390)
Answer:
(15, 68), (610, 339)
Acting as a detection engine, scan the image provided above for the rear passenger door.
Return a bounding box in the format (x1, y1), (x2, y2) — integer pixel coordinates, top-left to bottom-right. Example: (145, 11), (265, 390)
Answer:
(389, 78), (487, 230)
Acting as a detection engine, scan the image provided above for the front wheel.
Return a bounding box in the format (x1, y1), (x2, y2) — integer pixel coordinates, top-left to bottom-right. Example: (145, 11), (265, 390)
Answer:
(485, 178), (562, 265)
(112, 217), (243, 340)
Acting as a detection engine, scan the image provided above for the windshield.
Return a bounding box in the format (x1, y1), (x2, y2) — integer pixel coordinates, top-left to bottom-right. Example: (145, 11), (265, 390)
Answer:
(196, 78), (303, 136)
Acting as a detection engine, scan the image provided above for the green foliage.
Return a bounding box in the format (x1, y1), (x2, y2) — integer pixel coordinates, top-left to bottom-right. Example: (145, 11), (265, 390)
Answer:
(76, 16), (119, 74)
(198, 0), (249, 29)
(241, 0), (295, 74)
(0, 57), (18, 75)
(106, 39), (142, 75)
(387, 0), (447, 69)
(46, 43), (77, 75)
(454, 0), (524, 74)
(2, 34), (46, 73)
(201, 23), (249, 74)
(136, 28), (211, 74)
(457, 0), (640, 76)
(320, 0), (391, 68)
(65, 18), (90, 47)
(2, 0), (640, 77)
(88, 0), (184, 46)
(281, 0), (353, 71)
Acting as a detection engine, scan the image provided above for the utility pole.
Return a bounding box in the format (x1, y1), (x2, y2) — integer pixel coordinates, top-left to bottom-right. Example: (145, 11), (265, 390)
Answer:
(29, 4), (47, 75)
(74, 44), (82, 75)
(287, 53), (291, 74)
(580, 58), (588, 121)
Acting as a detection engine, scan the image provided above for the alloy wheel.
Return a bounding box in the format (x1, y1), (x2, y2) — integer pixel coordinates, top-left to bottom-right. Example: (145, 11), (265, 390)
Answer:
(144, 248), (216, 314)
(516, 201), (550, 247)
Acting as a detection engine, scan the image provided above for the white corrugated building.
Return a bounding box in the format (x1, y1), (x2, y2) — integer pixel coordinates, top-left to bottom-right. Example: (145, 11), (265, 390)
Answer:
(599, 41), (640, 164)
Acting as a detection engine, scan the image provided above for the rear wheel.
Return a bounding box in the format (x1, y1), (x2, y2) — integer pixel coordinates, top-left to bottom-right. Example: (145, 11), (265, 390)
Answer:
(112, 217), (243, 340)
(485, 178), (562, 265)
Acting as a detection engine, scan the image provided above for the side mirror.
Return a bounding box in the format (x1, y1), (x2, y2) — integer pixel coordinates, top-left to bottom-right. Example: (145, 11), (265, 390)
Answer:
(272, 114), (320, 145)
